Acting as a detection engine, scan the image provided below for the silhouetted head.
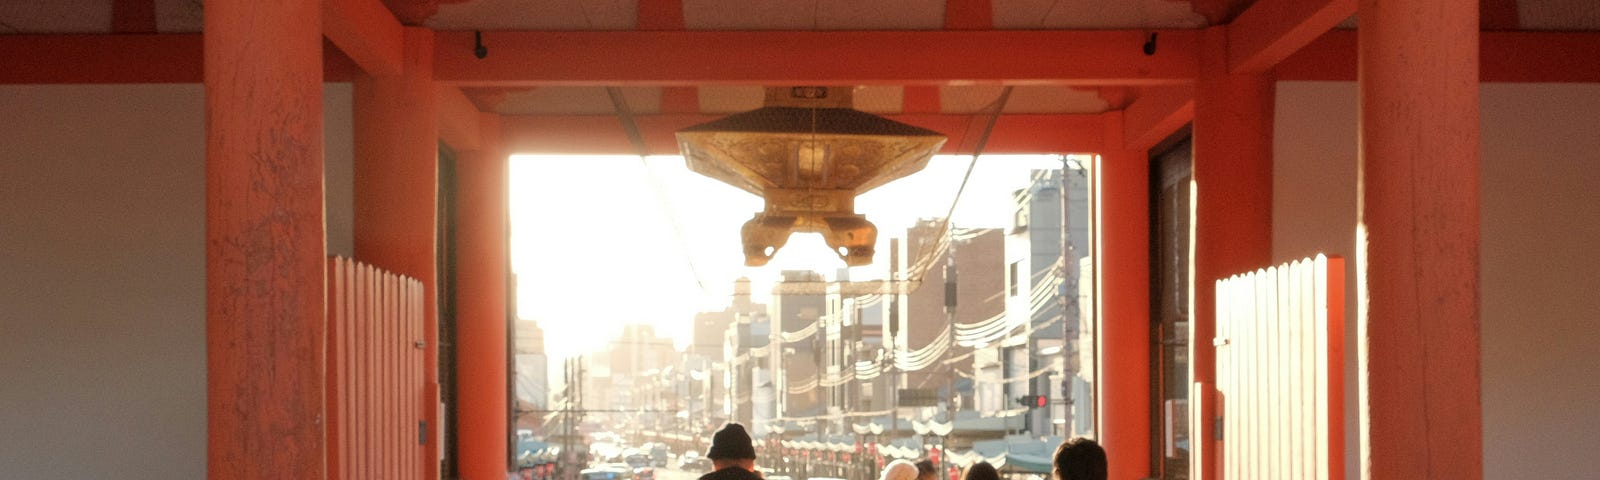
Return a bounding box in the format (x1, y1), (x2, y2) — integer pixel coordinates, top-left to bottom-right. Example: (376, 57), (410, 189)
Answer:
(1052, 438), (1106, 480)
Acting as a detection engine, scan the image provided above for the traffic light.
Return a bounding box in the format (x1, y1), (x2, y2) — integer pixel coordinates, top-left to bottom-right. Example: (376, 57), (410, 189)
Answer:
(1016, 395), (1049, 408)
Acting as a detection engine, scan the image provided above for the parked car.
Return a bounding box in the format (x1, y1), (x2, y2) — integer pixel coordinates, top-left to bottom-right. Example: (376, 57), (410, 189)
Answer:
(580, 465), (631, 480)
(681, 456), (711, 473)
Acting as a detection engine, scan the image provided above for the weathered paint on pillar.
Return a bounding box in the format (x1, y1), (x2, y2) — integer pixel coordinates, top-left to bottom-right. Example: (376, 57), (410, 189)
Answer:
(1191, 25), (1274, 480)
(456, 113), (510, 479)
(1357, 0), (1481, 478)
(204, 0), (326, 478)
(1096, 110), (1151, 480)
(353, 26), (441, 480)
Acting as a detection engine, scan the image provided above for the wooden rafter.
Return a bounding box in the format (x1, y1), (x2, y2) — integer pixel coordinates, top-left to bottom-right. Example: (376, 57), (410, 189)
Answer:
(433, 30), (1202, 86)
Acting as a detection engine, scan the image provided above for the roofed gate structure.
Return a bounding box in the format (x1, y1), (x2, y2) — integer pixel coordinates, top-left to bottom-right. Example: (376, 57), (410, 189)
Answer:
(4, 1), (1598, 479)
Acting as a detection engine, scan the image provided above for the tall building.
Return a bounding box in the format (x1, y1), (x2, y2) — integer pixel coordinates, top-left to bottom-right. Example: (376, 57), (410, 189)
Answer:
(895, 222), (1006, 420)
(769, 270), (826, 421)
(513, 319), (549, 432)
(692, 277), (764, 435)
(724, 312), (772, 433)
(996, 167), (1090, 434)
(821, 272), (891, 428)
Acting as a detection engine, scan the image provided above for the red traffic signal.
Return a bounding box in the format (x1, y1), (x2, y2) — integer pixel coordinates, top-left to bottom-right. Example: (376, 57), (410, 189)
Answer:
(1016, 394), (1049, 408)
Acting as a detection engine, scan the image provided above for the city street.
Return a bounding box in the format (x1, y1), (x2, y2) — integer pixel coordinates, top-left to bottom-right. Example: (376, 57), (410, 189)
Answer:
(652, 467), (699, 480)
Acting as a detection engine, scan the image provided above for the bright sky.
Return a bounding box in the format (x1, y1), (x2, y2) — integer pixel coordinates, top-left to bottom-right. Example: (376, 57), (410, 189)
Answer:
(509, 153), (1070, 360)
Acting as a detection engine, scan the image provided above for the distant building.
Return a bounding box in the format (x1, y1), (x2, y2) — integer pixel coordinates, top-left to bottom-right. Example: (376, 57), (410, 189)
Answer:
(993, 167), (1090, 435)
(769, 270), (826, 421)
(514, 319), (549, 432)
(724, 311), (772, 433)
(691, 277), (765, 435)
(895, 221), (1006, 419)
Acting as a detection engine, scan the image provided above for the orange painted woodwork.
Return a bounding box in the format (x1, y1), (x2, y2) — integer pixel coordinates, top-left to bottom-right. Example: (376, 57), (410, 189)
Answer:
(1358, 0), (1481, 478)
(432, 30), (1200, 86)
(1122, 86), (1194, 153)
(1279, 30), (1600, 84)
(455, 114), (510, 480)
(901, 86), (941, 114)
(325, 0), (406, 76)
(1480, 0), (1520, 30)
(112, 0), (156, 33)
(438, 85), (484, 152)
(0, 34), (202, 83)
(1094, 111), (1151, 480)
(10, 31), (1600, 86)
(943, 0), (993, 30)
(353, 26), (442, 480)
(1192, 25), (1274, 480)
(660, 87), (700, 114)
(499, 113), (1102, 156)
(1227, 0), (1356, 74)
(204, 0), (326, 478)
(636, 0), (686, 30)
(1325, 257), (1346, 480)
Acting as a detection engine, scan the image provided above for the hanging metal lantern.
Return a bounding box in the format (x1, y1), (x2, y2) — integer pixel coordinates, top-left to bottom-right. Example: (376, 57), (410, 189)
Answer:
(677, 86), (947, 266)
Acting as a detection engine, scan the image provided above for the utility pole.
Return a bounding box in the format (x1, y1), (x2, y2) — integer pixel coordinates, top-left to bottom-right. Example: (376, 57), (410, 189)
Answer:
(942, 231), (957, 480)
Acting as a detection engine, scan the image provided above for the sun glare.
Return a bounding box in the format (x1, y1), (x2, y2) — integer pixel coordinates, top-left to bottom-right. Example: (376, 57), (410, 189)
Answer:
(510, 153), (1070, 360)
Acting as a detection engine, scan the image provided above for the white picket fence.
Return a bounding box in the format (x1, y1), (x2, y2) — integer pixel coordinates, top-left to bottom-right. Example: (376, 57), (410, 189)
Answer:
(1213, 254), (1345, 480)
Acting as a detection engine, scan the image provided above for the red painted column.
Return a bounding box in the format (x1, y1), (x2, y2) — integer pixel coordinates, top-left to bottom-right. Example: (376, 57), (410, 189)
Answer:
(203, 0), (325, 478)
(1191, 25), (1274, 480)
(354, 26), (441, 480)
(457, 114), (510, 480)
(1357, 1), (1481, 478)
(1095, 111), (1151, 480)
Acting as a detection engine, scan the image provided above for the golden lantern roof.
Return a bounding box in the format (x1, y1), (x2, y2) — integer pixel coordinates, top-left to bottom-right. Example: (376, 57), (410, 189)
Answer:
(677, 87), (947, 267)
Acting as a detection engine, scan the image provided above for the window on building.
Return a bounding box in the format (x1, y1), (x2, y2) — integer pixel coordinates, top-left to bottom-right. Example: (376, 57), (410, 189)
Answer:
(1008, 261), (1020, 297)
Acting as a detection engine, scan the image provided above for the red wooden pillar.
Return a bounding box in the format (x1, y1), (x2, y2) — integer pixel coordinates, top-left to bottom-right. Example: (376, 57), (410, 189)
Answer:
(1095, 111), (1151, 480)
(1191, 25), (1274, 480)
(1357, 0), (1481, 478)
(353, 26), (441, 480)
(457, 113), (510, 479)
(203, 0), (326, 478)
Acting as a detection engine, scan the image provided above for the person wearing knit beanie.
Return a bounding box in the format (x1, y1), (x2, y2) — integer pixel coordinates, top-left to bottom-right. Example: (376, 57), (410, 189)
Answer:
(698, 423), (762, 480)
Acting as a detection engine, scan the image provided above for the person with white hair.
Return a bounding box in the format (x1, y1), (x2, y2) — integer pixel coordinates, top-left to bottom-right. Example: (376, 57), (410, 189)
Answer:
(879, 459), (921, 480)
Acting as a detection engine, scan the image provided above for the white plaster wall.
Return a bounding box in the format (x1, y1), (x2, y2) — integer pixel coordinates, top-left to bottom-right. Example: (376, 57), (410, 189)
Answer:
(1273, 81), (1600, 480)
(1272, 81), (1362, 479)
(0, 83), (353, 479)
(1477, 83), (1600, 480)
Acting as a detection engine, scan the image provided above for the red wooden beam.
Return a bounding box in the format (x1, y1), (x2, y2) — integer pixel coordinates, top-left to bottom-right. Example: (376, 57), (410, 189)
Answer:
(0, 34), (365, 83)
(1279, 30), (1600, 83)
(323, 0), (405, 76)
(902, 86), (942, 114)
(112, 0), (157, 33)
(437, 85), (483, 152)
(435, 30), (1201, 86)
(1480, 0), (1520, 30)
(636, 0), (685, 30)
(1123, 86), (1194, 153)
(500, 113), (1102, 156)
(1227, 0), (1356, 74)
(660, 87), (700, 113)
(944, 0), (993, 30)
(0, 34), (203, 83)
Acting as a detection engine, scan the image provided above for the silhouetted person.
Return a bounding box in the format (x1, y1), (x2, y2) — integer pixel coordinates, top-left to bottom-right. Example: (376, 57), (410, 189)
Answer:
(959, 462), (999, 480)
(700, 423), (762, 480)
(914, 459), (937, 480)
(1051, 438), (1106, 480)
